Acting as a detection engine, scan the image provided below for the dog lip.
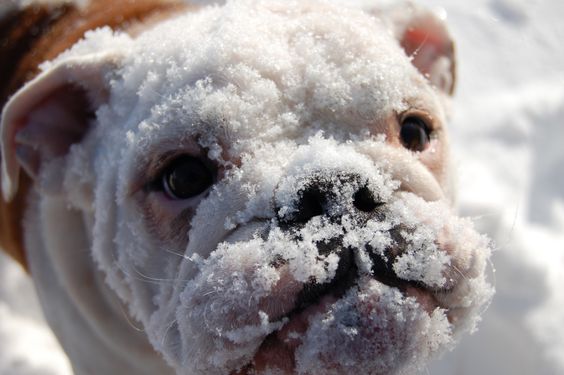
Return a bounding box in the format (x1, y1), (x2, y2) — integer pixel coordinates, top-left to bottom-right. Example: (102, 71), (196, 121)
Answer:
(238, 249), (448, 374)
(231, 230), (450, 373)
(271, 241), (448, 320)
(369, 241), (453, 290)
(236, 295), (342, 375)
(369, 250), (446, 313)
(237, 263), (442, 374)
(291, 247), (358, 315)
(376, 275), (443, 314)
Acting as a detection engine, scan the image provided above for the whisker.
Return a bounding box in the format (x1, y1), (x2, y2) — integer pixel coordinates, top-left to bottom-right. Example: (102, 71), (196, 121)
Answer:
(485, 250), (497, 294)
(117, 300), (145, 332)
(109, 242), (199, 285)
(130, 264), (180, 283)
(162, 318), (179, 348)
(496, 202), (520, 253)
(110, 247), (167, 284)
(203, 289), (218, 297)
(451, 264), (469, 284)
(163, 247), (191, 260)
(111, 252), (184, 285)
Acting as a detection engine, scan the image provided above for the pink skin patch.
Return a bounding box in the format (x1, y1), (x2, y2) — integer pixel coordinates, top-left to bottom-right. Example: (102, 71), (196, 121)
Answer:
(13, 85), (93, 179)
(402, 27), (448, 78)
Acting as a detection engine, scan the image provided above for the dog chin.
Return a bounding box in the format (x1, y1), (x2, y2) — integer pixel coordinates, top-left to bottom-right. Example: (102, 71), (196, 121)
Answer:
(238, 281), (452, 375)
(170, 190), (493, 375)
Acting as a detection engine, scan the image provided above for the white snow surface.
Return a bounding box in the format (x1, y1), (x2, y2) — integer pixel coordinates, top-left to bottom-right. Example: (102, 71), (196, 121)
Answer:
(0, 0), (563, 375)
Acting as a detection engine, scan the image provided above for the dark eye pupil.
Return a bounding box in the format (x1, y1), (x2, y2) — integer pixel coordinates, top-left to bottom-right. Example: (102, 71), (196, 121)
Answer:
(400, 117), (431, 152)
(163, 156), (213, 199)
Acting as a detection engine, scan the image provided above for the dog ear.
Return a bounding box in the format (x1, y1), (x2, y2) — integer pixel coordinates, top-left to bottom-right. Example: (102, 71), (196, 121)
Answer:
(1, 54), (120, 201)
(378, 3), (456, 95)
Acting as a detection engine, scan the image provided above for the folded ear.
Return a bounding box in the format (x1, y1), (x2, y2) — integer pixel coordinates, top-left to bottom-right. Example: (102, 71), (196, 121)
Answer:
(1, 53), (121, 201)
(378, 3), (456, 95)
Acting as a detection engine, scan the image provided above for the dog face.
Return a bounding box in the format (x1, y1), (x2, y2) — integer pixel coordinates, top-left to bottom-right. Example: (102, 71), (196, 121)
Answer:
(1, 1), (493, 374)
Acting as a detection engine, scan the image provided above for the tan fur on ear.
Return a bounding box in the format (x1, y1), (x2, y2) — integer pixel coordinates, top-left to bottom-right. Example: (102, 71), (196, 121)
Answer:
(0, 0), (189, 271)
(0, 173), (30, 271)
(1, 0), (189, 110)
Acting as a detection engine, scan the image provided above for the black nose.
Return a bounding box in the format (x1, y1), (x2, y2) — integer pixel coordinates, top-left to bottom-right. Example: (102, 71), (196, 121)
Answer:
(276, 172), (383, 226)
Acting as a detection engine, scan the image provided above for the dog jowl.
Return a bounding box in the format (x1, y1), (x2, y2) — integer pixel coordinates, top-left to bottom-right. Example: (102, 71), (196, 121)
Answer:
(0, 1), (493, 374)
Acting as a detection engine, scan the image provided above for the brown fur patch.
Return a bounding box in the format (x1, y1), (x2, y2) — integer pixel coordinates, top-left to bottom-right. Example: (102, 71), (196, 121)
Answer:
(0, 0), (188, 271)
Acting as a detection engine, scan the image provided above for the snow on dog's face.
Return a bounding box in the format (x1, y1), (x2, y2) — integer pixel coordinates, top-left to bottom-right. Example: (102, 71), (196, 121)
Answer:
(1, 1), (493, 374)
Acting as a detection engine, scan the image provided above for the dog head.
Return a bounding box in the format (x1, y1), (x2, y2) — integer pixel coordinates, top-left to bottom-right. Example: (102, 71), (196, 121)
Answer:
(1, 1), (493, 374)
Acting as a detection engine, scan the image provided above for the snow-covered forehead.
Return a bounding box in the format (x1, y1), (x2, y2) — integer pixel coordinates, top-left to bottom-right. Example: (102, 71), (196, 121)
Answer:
(110, 0), (421, 147)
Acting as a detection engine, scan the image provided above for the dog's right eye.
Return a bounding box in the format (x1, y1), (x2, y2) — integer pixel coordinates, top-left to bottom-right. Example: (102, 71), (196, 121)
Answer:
(159, 156), (214, 200)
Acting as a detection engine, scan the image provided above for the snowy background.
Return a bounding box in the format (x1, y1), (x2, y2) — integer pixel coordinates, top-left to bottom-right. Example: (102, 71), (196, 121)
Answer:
(1, 0), (563, 374)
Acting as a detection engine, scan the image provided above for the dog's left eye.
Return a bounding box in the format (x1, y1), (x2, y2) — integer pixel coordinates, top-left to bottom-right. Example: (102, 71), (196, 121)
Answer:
(160, 156), (214, 200)
(400, 116), (432, 152)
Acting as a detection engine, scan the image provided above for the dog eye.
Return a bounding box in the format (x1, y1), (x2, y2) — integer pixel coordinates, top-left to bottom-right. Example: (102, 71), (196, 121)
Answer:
(400, 116), (431, 152)
(160, 156), (214, 200)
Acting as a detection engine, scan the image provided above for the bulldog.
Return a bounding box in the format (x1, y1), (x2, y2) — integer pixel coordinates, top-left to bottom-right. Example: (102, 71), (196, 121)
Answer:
(0, 0), (494, 374)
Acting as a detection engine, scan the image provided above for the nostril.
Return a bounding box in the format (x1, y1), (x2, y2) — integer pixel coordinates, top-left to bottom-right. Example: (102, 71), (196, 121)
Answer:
(353, 186), (383, 212)
(276, 173), (383, 226)
(294, 188), (325, 224)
